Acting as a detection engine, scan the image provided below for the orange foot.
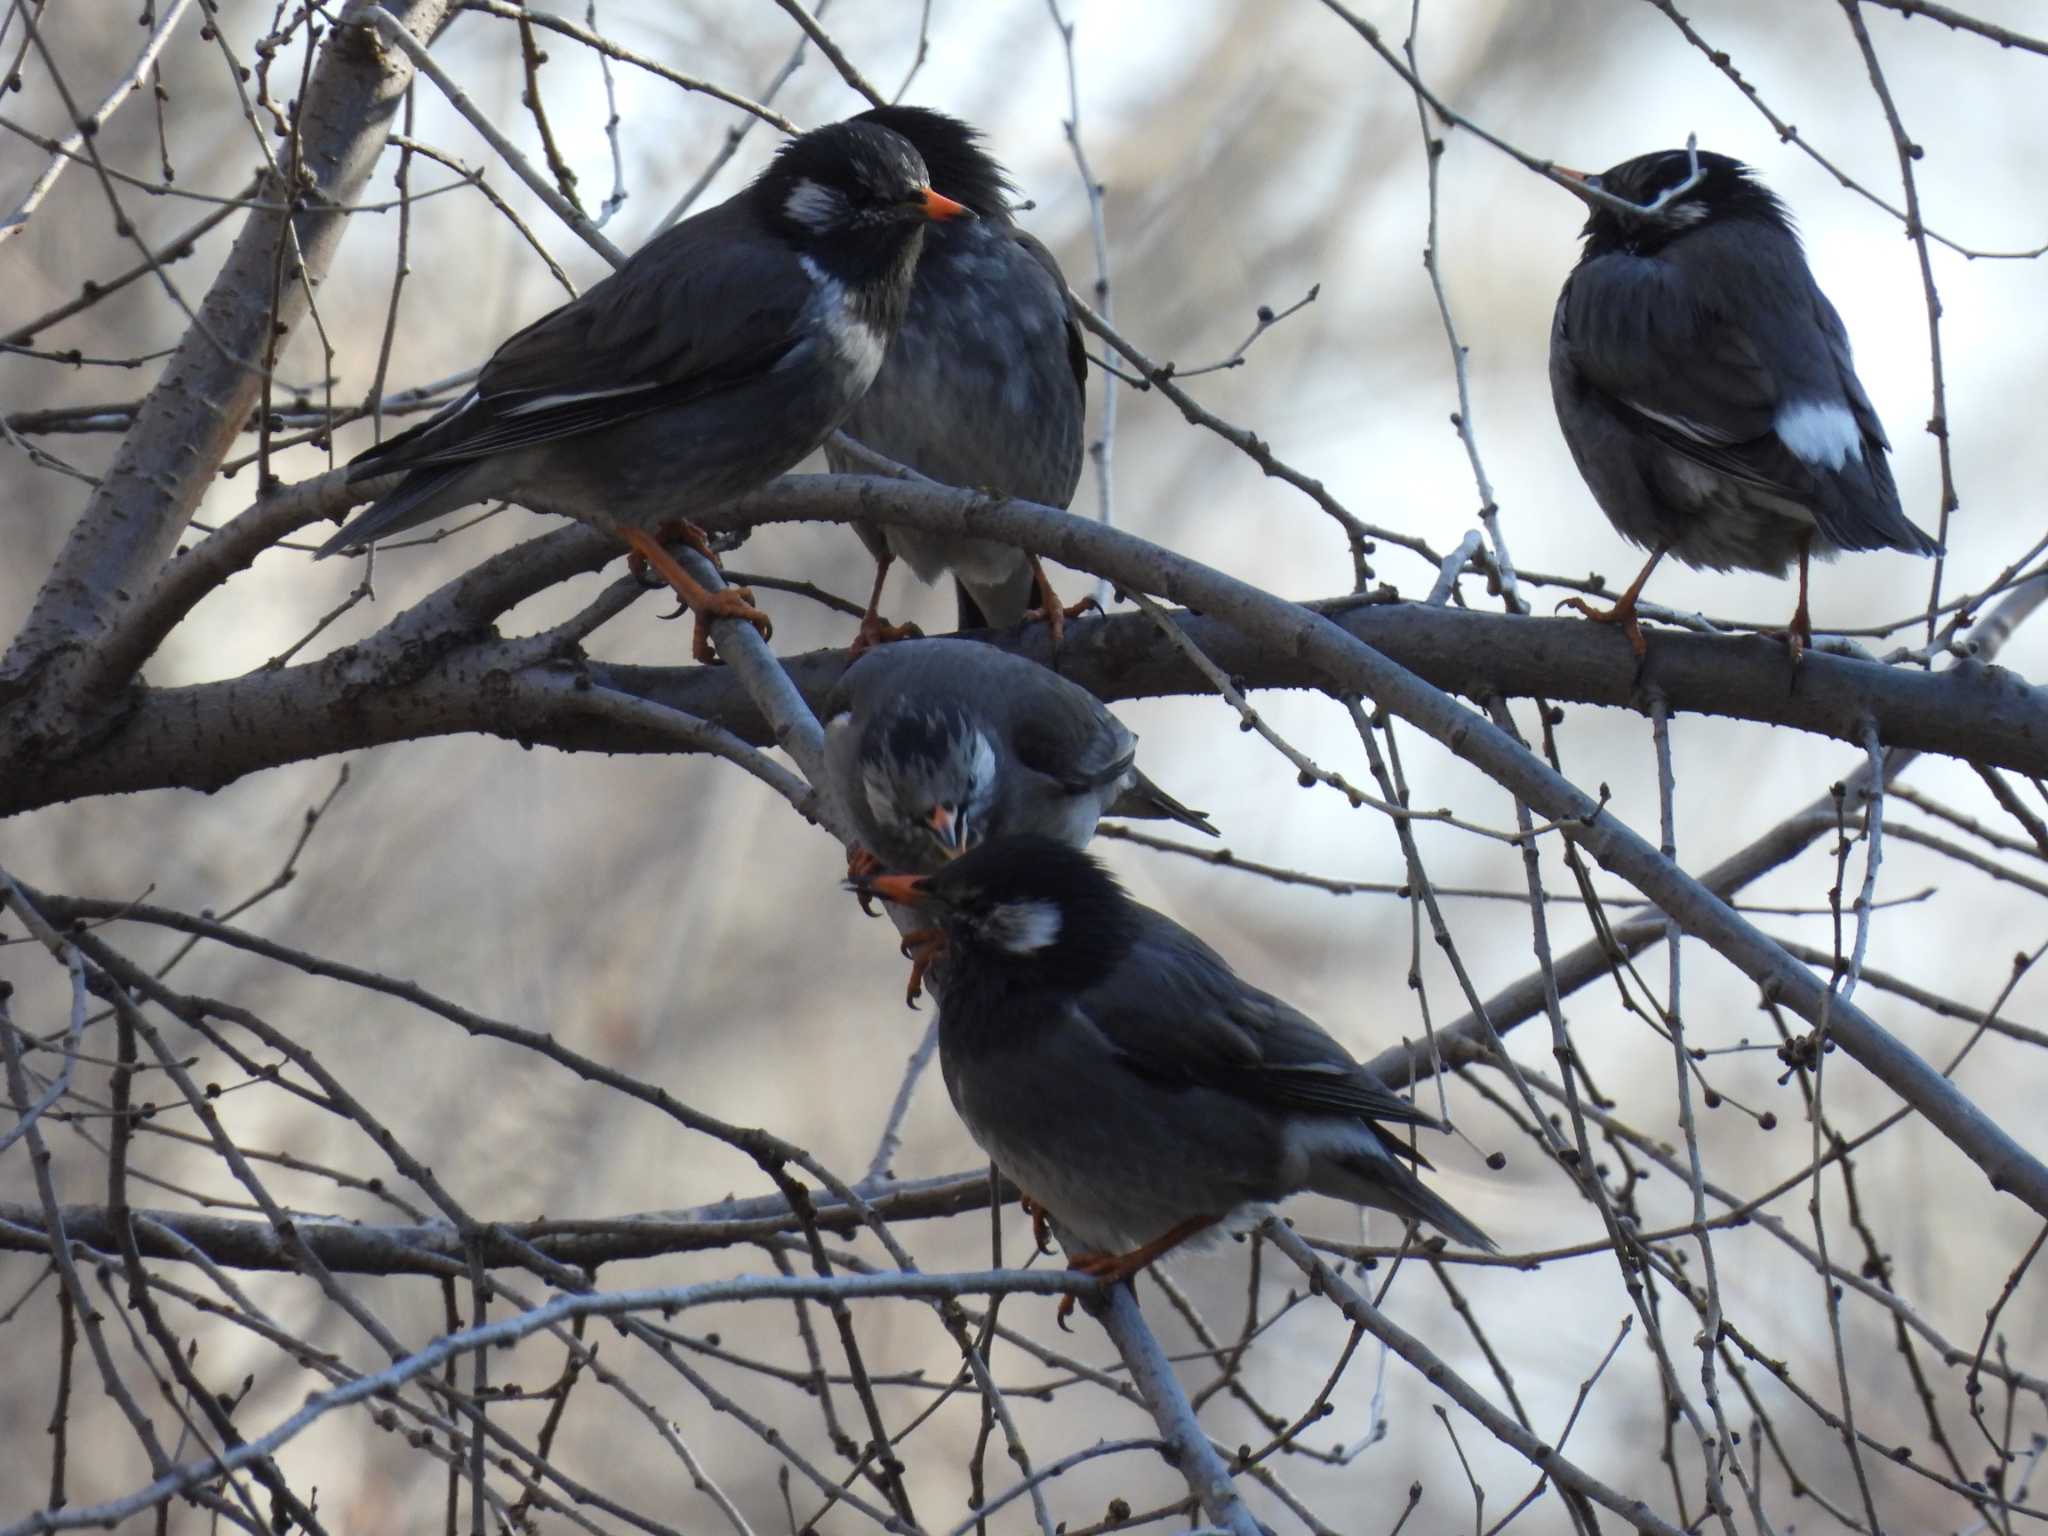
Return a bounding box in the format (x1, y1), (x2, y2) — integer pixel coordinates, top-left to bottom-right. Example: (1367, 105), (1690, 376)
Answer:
(1557, 545), (1668, 662)
(847, 846), (883, 916)
(1558, 592), (1648, 660)
(1017, 1193), (1055, 1256)
(899, 926), (946, 1008)
(618, 526), (771, 665)
(849, 611), (923, 657)
(1023, 553), (1100, 650)
(1054, 1213), (1222, 1329)
(847, 551), (923, 657)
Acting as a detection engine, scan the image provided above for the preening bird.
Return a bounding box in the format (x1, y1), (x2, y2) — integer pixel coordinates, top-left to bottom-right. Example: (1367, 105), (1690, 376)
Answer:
(826, 638), (1213, 999)
(1548, 147), (1939, 657)
(854, 837), (1492, 1311)
(821, 106), (1096, 649)
(825, 637), (1212, 870)
(317, 118), (969, 663)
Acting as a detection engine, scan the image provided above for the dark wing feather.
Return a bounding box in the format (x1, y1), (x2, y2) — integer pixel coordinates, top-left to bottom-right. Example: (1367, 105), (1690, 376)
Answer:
(1007, 690), (1134, 797)
(1560, 256), (1802, 500)
(1014, 230), (1088, 402)
(1081, 911), (1437, 1131)
(349, 201), (808, 476)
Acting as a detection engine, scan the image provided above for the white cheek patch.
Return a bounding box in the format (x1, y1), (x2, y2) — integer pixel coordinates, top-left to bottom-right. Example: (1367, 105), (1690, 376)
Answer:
(861, 768), (900, 830)
(967, 732), (998, 798)
(784, 178), (844, 233)
(1775, 399), (1864, 471)
(988, 899), (1062, 954)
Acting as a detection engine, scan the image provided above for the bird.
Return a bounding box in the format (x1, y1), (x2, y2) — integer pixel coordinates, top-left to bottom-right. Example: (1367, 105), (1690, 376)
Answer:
(825, 638), (1214, 1001)
(316, 118), (970, 663)
(819, 106), (1097, 651)
(1547, 147), (1939, 659)
(852, 836), (1493, 1312)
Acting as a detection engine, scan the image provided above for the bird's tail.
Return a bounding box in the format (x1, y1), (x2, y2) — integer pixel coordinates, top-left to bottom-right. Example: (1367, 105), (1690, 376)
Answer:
(1108, 770), (1218, 838)
(1319, 1148), (1496, 1253)
(953, 562), (1039, 631)
(313, 466), (470, 559)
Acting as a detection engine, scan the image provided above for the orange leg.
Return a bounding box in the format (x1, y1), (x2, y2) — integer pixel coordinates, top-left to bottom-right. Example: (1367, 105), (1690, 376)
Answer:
(846, 846), (883, 916)
(617, 525), (771, 666)
(848, 553), (923, 656)
(1056, 1213), (1222, 1328)
(1785, 533), (1814, 665)
(1017, 1193), (1055, 1256)
(898, 926), (946, 1008)
(1021, 554), (1101, 650)
(1558, 544), (1670, 659)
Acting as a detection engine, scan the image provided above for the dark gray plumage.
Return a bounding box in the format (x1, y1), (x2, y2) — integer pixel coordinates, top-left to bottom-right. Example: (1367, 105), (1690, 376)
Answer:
(1549, 148), (1938, 654)
(858, 838), (1492, 1271)
(821, 107), (1089, 640)
(317, 119), (968, 661)
(824, 638), (1213, 875)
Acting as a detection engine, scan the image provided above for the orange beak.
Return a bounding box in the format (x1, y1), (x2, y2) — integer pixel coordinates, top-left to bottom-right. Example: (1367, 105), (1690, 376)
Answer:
(857, 872), (929, 908)
(1550, 164), (1602, 205)
(927, 804), (963, 852)
(919, 186), (972, 222)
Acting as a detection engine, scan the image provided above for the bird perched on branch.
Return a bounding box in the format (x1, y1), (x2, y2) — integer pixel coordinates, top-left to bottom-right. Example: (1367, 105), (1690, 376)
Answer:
(316, 118), (969, 663)
(826, 638), (1213, 1000)
(822, 106), (1097, 650)
(1548, 147), (1939, 659)
(853, 837), (1492, 1315)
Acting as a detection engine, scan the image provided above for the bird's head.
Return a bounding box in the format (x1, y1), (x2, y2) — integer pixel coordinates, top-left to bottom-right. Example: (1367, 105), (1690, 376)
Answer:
(761, 120), (971, 267)
(1555, 148), (1790, 259)
(846, 106), (1016, 224)
(859, 702), (1003, 862)
(850, 835), (1139, 986)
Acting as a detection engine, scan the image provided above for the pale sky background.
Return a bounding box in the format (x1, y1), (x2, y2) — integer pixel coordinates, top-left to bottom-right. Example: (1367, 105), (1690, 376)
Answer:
(5, 0), (2048, 1527)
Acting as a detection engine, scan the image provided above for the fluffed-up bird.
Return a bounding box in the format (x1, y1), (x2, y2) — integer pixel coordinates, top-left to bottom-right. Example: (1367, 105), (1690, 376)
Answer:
(317, 118), (969, 663)
(822, 106), (1096, 649)
(853, 837), (1492, 1313)
(826, 639), (1213, 999)
(1548, 147), (1939, 658)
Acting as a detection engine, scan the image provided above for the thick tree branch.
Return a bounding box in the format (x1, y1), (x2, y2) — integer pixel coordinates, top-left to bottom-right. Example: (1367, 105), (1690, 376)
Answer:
(0, 0), (457, 733)
(9, 476), (2046, 815)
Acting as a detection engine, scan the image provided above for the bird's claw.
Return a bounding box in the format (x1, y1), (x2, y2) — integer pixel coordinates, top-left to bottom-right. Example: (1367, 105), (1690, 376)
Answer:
(899, 927), (945, 1008)
(1018, 1193), (1055, 1256)
(689, 587), (772, 666)
(1023, 594), (1101, 652)
(846, 847), (883, 916)
(848, 612), (924, 657)
(1055, 1248), (1138, 1330)
(1558, 594), (1648, 659)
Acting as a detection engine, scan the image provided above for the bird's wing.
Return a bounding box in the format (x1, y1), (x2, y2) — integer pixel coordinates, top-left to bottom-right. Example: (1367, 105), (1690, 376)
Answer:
(1013, 229), (1088, 403)
(1560, 255), (1800, 498)
(1080, 914), (1439, 1134)
(1007, 685), (1136, 797)
(351, 202), (810, 475)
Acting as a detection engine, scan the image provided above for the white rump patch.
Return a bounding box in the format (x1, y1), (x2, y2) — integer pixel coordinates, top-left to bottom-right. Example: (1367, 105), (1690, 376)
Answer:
(1775, 399), (1863, 471)
(986, 899), (1062, 954)
(783, 178), (845, 234)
